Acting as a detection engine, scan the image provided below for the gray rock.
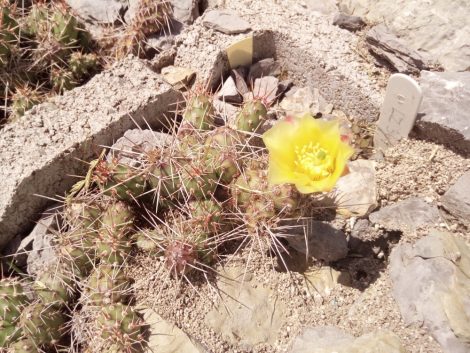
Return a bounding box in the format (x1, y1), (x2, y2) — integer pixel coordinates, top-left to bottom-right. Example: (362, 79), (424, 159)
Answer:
(231, 68), (250, 96)
(369, 197), (441, 232)
(217, 76), (242, 104)
(339, 0), (470, 71)
(283, 220), (348, 262)
(142, 308), (207, 353)
(389, 229), (470, 353)
(108, 129), (173, 166)
(441, 171), (470, 221)
(65, 0), (126, 24)
(202, 10), (251, 35)
(332, 13), (366, 32)
(290, 326), (405, 353)
(303, 267), (351, 299)
(414, 71), (470, 156)
(171, 0), (200, 24)
(26, 209), (61, 276)
(253, 76), (279, 105)
(206, 267), (286, 348)
(366, 24), (427, 73)
(279, 86), (328, 116)
(248, 58), (281, 82)
(332, 159), (377, 217)
(0, 57), (182, 249)
(161, 65), (196, 89)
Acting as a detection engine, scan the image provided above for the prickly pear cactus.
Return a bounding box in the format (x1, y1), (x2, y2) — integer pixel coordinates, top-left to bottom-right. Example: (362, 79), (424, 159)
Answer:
(34, 267), (75, 307)
(236, 99), (268, 132)
(11, 86), (42, 119)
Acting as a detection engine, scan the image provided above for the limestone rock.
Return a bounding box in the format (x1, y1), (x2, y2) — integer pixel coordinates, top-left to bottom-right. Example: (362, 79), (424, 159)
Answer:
(108, 129), (173, 167)
(161, 65), (196, 89)
(253, 76), (279, 105)
(333, 159), (377, 217)
(231, 68), (250, 95)
(290, 326), (405, 353)
(142, 308), (207, 353)
(171, 0), (200, 25)
(217, 76), (242, 104)
(365, 24), (427, 73)
(389, 229), (470, 353)
(26, 209), (61, 276)
(248, 58), (281, 82)
(369, 197), (441, 232)
(303, 267), (351, 299)
(414, 71), (470, 156)
(65, 0), (126, 24)
(202, 10), (251, 35)
(332, 13), (365, 32)
(441, 171), (470, 221)
(279, 87), (328, 116)
(283, 220), (348, 262)
(304, 0), (338, 15)
(206, 267), (286, 348)
(0, 57), (182, 249)
(339, 0), (470, 71)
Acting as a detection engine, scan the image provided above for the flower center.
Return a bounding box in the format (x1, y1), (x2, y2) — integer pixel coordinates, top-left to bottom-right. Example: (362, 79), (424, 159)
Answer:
(294, 142), (334, 180)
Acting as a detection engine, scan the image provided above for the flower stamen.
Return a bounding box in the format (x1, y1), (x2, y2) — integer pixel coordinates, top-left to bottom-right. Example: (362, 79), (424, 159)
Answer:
(294, 142), (334, 180)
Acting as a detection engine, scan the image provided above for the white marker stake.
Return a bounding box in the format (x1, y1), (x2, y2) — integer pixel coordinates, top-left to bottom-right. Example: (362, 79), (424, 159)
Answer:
(374, 73), (423, 151)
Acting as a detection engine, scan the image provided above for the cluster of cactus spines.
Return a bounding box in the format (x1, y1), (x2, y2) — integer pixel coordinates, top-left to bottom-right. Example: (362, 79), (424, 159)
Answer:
(10, 85), (42, 119)
(183, 91), (216, 130)
(93, 159), (148, 203)
(85, 265), (133, 306)
(0, 1), (96, 121)
(114, 0), (172, 59)
(19, 301), (67, 348)
(97, 304), (145, 353)
(33, 267), (75, 307)
(235, 98), (268, 133)
(0, 279), (29, 347)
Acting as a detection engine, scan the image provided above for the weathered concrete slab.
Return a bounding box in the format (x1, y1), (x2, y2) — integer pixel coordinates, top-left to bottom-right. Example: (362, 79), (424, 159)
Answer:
(0, 57), (183, 249)
(414, 71), (470, 156)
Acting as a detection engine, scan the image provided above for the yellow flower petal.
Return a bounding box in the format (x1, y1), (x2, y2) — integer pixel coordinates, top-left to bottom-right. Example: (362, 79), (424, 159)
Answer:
(263, 114), (354, 194)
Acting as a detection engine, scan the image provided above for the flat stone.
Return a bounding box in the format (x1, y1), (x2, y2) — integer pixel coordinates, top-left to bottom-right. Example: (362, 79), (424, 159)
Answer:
(303, 267), (351, 299)
(290, 326), (405, 353)
(366, 24), (427, 74)
(161, 65), (196, 89)
(107, 129), (173, 167)
(142, 308), (207, 353)
(280, 87), (328, 116)
(441, 171), (470, 220)
(389, 229), (470, 353)
(231, 68), (250, 95)
(65, 0), (125, 24)
(332, 13), (366, 32)
(374, 74), (422, 151)
(213, 100), (239, 126)
(414, 71), (470, 156)
(248, 58), (281, 82)
(253, 76), (279, 104)
(0, 58), (182, 249)
(26, 208), (62, 276)
(332, 159), (377, 217)
(171, 0), (200, 25)
(339, 0), (470, 71)
(369, 197), (441, 232)
(202, 10), (251, 35)
(206, 267), (286, 349)
(283, 220), (348, 263)
(217, 76), (242, 104)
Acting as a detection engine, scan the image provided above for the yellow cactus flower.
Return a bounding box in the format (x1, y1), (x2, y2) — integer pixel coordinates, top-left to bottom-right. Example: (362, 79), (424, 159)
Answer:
(262, 114), (354, 194)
